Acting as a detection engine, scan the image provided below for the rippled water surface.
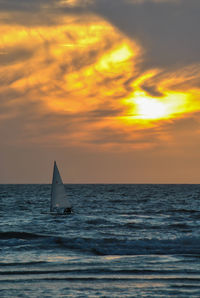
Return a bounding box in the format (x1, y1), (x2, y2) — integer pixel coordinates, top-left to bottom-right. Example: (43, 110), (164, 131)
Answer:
(0, 184), (200, 297)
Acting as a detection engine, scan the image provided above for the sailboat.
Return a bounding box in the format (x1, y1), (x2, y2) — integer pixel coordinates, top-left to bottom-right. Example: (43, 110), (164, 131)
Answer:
(50, 161), (72, 214)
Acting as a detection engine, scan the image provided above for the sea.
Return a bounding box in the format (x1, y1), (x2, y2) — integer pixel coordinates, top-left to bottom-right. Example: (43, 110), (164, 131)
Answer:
(0, 184), (200, 297)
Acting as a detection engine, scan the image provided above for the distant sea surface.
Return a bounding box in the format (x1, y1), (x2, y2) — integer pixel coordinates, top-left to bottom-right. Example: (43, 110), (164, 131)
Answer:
(0, 184), (200, 297)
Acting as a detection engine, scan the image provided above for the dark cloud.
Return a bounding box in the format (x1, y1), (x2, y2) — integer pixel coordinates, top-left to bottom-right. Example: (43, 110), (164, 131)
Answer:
(140, 84), (163, 97)
(87, 106), (124, 118)
(0, 0), (53, 12)
(88, 0), (200, 69)
(0, 47), (34, 66)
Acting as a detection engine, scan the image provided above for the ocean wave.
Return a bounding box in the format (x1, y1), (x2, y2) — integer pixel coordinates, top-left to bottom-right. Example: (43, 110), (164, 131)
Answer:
(71, 237), (200, 256)
(0, 261), (47, 267)
(1, 231), (199, 256)
(86, 218), (111, 225)
(1, 268), (200, 276)
(0, 231), (46, 240)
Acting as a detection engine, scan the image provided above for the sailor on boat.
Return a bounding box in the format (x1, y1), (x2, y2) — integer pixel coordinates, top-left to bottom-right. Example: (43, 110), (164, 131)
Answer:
(64, 207), (73, 214)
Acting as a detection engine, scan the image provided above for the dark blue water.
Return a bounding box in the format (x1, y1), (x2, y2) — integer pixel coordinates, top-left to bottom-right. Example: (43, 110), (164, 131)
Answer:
(0, 184), (200, 297)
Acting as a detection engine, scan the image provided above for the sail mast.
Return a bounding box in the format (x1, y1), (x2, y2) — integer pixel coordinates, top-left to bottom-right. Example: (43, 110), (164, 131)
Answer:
(50, 161), (56, 212)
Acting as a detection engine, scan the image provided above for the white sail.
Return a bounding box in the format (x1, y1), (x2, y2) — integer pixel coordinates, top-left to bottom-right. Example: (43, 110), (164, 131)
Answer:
(50, 161), (71, 212)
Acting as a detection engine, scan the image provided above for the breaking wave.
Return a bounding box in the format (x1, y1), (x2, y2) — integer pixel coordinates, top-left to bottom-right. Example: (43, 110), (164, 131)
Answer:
(1, 231), (200, 256)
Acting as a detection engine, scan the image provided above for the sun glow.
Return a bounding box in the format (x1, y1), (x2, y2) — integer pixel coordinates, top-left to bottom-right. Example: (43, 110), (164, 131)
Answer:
(135, 97), (169, 119)
(125, 90), (191, 121)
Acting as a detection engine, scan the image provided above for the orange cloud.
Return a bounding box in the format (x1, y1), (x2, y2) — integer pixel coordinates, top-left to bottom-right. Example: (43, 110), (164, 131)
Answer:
(1, 12), (200, 151)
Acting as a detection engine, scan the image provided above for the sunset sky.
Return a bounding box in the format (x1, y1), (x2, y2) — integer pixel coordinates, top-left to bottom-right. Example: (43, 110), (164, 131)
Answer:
(1, 0), (200, 183)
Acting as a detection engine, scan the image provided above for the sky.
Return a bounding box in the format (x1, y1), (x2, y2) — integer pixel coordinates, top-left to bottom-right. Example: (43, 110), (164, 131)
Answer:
(1, 0), (200, 183)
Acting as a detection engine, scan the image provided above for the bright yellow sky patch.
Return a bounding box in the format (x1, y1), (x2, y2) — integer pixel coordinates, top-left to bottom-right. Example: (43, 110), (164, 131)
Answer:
(123, 88), (200, 123)
(96, 44), (134, 71)
(135, 95), (170, 120)
(126, 90), (189, 120)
